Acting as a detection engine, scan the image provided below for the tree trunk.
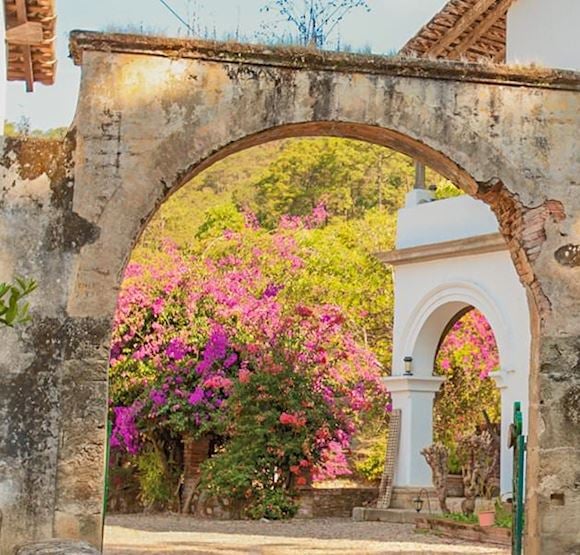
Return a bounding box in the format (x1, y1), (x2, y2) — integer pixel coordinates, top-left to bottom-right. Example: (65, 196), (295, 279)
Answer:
(421, 444), (449, 513)
(181, 435), (210, 513)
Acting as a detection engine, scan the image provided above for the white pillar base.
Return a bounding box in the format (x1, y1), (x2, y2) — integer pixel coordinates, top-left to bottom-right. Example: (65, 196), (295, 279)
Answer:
(383, 375), (444, 487)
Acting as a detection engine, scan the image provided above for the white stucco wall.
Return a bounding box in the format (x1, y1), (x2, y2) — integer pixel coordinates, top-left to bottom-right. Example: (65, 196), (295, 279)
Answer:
(506, 0), (580, 71)
(389, 196), (531, 493)
(396, 195), (498, 249)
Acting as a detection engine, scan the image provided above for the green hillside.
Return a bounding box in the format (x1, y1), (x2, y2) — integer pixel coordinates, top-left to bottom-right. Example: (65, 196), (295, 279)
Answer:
(138, 137), (455, 253)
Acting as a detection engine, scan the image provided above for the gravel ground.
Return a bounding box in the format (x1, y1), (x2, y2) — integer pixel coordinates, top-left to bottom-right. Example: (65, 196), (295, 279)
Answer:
(104, 514), (510, 555)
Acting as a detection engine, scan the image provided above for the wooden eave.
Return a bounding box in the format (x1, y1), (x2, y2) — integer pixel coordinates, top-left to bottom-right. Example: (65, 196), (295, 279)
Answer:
(4, 0), (57, 91)
(400, 0), (516, 63)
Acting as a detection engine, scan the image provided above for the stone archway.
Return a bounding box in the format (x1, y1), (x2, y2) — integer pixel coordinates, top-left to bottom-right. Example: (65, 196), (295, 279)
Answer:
(1, 31), (579, 555)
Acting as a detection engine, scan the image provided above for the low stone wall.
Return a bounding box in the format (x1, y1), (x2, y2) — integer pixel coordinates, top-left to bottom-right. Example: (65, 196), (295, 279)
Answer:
(15, 540), (100, 554)
(295, 487), (377, 519)
(416, 516), (511, 547)
(108, 481), (377, 519)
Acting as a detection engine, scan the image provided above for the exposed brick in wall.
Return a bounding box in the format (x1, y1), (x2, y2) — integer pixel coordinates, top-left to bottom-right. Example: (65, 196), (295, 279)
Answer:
(476, 181), (565, 320)
(182, 436), (210, 512)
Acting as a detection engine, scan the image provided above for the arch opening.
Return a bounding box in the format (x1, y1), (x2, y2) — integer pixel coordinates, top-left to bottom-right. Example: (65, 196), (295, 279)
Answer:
(433, 308), (501, 487)
(99, 129), (531, 536)
(104, 137), (454, 528)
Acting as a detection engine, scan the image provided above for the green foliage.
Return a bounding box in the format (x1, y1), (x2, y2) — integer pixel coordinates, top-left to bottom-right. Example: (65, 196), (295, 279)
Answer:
(136, 448), (174, 507)
(446, 445), (463, 475)
(137, 138), (447, 253)
(4, 119), (67, 139)
(3, 121), (17, 136)
(442, 512), (478, 525)
(443, 504), (512, 529)
(109, 358), (159, 408)
(138, 142), (284, 250)
(252, 138), (412, 226)
(434, 180), (463, 200)
(246, 489), (298, 520)
(0, 277), (37, 327)
(494, 499), (513, 529)
(195, 203), (246, 240)
(200, 361), (341, 515)
(352, 429), (387, 482)
(284, 209), (396, 366)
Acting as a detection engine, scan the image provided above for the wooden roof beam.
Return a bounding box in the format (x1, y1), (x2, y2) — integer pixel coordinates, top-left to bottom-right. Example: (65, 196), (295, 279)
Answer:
(6, 21), (44, 45)
(449, 0), (514, 59)
(14, 0), (35, 92)
(426, 0), (498, 57)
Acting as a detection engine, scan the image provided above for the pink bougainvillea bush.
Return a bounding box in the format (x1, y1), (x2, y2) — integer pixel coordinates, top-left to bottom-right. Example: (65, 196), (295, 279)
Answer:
(434, 309), (501, 472)
(109, 211), (389, 516)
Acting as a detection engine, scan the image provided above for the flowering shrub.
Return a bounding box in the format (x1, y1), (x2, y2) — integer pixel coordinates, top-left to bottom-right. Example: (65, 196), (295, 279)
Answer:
(109, 210), (389, 512)
(201, 357), (336, 518)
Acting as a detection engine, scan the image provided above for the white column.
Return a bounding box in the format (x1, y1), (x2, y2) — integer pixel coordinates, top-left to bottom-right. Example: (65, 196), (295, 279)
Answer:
(491, 368), (528, 496)
(383, 375), (445, 487)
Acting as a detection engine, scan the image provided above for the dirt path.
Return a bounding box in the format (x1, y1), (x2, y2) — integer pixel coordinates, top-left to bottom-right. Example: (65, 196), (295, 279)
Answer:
(104, 514), (510, 555)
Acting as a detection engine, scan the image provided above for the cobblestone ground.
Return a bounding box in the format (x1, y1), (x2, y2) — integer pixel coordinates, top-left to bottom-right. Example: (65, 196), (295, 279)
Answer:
(104, 514), (510, 555)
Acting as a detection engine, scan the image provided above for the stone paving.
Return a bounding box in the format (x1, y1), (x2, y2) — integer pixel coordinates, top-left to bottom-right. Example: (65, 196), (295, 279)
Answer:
(103, 514), (510, 555)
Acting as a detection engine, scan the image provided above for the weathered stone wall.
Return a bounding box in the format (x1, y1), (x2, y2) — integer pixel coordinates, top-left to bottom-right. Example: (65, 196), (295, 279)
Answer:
(0, 135), (105, 554)
(295, 487), (376, 519)
(15, 540), (99, 555)
(1, 31), (579, 554)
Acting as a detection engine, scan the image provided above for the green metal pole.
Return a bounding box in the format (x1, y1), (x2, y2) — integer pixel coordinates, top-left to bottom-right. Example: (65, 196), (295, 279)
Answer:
(511, 402), (526, 555)
(103, 419), (112, 533)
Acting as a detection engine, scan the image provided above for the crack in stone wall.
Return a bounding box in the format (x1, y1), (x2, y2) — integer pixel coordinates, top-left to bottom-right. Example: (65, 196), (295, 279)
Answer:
(476, 180), (566, 321)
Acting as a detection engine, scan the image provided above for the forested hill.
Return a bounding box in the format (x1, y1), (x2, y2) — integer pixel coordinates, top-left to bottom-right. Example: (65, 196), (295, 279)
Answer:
(139, 137), (459, 250)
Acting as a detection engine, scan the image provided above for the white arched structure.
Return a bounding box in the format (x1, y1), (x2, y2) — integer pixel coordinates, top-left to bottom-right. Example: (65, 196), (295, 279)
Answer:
(379, 193), (531, 496)
(403, 282), (509, 379)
